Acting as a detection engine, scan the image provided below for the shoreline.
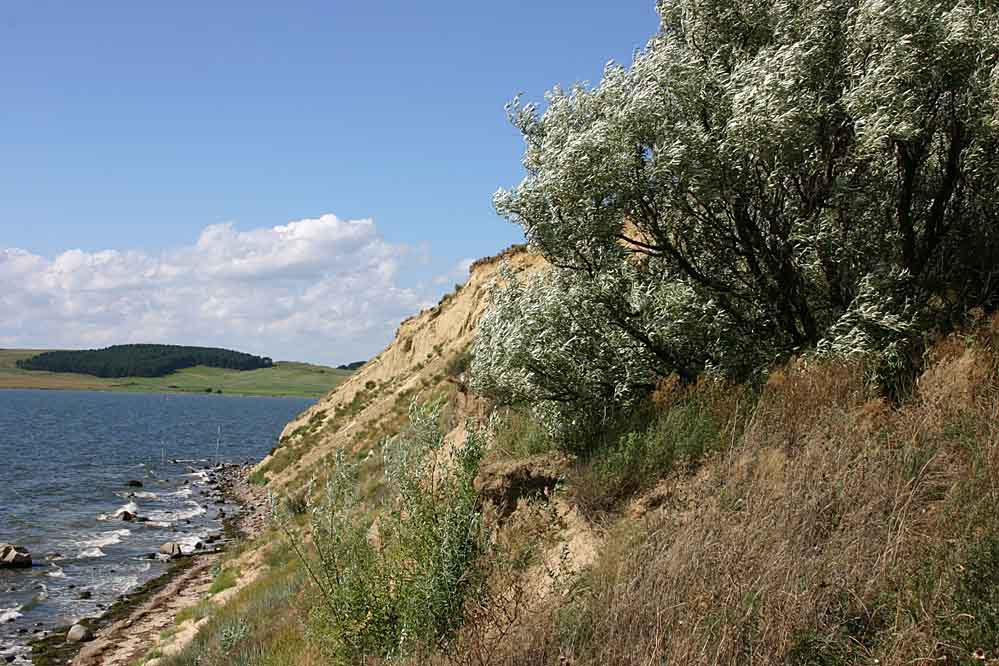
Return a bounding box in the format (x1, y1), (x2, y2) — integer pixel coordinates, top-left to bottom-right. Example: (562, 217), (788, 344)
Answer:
(0, 385), (325, 400)
(27, 464), (268, 666)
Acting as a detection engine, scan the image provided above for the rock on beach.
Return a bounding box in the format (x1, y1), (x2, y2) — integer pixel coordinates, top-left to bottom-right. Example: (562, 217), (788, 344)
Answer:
(0, 544), (31, 568)
(67, 623), (93, 643)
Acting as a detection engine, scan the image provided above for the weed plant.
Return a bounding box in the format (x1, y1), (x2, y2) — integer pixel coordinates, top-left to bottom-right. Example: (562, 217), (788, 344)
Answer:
(273, 400), (490, 663)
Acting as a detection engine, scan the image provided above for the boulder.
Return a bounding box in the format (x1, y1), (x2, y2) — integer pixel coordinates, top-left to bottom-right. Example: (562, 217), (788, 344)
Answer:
(120, 511), (137, 522)
(159, 542), (183, 558)
(0, 544), (31, 568)
(126, 479), (143, 488)
(66, 623), (93, 643)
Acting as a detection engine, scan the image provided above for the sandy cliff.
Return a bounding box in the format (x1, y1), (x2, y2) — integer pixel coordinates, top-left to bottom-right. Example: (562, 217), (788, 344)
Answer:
(256, 244), (544, 490)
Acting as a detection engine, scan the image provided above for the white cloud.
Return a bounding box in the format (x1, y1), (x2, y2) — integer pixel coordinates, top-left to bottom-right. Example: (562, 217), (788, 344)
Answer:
(433, 257), (475, 286)
(0, 214), (430, 364)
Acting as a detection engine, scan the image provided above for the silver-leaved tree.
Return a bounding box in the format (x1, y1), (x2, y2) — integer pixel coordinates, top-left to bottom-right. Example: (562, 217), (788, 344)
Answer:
(474, 0), (999, 441)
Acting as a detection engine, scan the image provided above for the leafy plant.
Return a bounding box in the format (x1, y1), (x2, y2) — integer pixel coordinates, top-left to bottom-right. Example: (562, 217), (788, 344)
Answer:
(273, 400), (490, 663)
(475, 0), (999, 440)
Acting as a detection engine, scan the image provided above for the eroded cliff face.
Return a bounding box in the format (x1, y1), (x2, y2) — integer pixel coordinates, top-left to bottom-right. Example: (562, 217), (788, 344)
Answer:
(256, 245), (544, 490)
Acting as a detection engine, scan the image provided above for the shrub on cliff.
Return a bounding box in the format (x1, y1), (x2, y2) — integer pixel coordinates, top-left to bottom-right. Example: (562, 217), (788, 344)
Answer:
(274, 401), (488, 662)
(474, 0), (999, 443)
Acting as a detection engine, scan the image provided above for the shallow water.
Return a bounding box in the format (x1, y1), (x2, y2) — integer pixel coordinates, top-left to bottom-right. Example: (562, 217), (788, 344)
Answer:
(0, 389), (312, 663)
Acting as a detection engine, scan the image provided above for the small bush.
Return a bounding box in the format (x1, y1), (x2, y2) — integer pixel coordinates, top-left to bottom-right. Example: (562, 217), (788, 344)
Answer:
(275, 400), (490, 663)
(174, 600), (213, 626)
(571, 398), (723, 517)
(445, 350), (473, 378)
(156, 561), (309, 666)
(492, 407), (554, 458)
(282, 490), (308, 517)
(943, 534), (999, 658)
(209, 566), (239, 595)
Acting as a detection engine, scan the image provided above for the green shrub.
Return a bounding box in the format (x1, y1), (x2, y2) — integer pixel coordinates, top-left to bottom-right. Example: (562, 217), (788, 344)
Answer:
(445, 350), (473, 378)
(281, 490), (308, 517)
(156, 562), (307, 666)
(572, 399), (722, 516)
(492, 407), (554, 458)
(275, 400), (489, 663)
(943, 534), (999, 658)
(209, 566), (239, 595)
(174, 600), (213, 626)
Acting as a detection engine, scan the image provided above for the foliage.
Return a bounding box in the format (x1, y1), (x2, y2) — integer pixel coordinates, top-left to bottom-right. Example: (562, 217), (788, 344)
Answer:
(445, 349), (474, 378)
(572, 398), (724, 516)
(500, 324), (999, 665)
(942, 535), (999, 658)
(154, 558), (314, 666)
(16, 344), (273, 378)
(209, 565), (240, 596)
(476, 0), (999, 440)
(274, 401), (489, 663)
(491, 407), (555, 458)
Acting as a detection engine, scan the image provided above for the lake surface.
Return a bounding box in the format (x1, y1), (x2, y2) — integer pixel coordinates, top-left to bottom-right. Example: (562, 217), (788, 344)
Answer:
(0, 389), (313, 664)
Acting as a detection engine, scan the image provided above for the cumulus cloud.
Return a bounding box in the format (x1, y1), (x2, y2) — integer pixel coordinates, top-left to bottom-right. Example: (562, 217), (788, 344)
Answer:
(433, 257), (476, 286)
(0, 214), (434, 364)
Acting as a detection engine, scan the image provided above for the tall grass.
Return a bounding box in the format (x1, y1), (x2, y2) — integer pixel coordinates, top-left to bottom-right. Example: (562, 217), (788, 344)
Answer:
(494, 319), (999, 665)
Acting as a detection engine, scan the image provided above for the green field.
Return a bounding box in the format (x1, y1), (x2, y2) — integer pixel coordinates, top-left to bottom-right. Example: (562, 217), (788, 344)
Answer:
(0, 349), (353, 398)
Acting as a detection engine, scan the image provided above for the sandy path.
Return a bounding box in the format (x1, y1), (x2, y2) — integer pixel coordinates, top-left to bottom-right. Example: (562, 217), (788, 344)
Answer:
(72, 553), (220, 666)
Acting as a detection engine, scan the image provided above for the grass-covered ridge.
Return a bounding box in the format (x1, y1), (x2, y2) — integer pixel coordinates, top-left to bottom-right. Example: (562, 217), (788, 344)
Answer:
(0, 349), (352, 397)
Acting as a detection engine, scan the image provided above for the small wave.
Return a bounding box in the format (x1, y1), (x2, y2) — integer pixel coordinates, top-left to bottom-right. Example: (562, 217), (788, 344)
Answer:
(146, 502), (206, 523)
(143, 520), (172, 528)
(102, 574), (139, 596)
(47, 567), (66, 579)
(0, 638), (30, 666)
(176, 533), (211, 550)
(142, 520), (173, 528)
(164, 487), (193, 498)
(0, 606), (23, 623)
(114, 502), (139, 517)
(80, 529), (131, 550)
(78, 547), (105, 559)
(131, 491), (159, 500)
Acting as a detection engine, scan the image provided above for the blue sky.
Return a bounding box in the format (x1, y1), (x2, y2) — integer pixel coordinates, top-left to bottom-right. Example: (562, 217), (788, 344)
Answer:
(0, 1), (659, 363)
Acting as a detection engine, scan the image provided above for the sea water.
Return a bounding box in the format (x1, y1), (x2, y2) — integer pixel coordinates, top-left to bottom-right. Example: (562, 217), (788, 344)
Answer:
(0, 389), (312, 664)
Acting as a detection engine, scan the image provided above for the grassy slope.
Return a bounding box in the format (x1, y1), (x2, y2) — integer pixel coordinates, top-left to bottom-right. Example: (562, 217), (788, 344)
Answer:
(0, 349), (352, 397)
(153, 318), (999, 666)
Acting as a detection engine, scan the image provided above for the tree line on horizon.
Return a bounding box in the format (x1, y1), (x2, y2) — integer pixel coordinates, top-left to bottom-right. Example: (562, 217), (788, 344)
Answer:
(17, 344), (274, 378)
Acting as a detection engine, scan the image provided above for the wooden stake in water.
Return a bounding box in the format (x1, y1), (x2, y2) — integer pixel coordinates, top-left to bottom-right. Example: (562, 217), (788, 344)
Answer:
(215, 425), (222, 467)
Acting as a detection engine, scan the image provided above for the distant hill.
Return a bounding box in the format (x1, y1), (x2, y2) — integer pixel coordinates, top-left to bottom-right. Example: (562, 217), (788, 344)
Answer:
(17, 344), (273, 378)
(0, 349), (354, 397)
(336, 360), (366, 371)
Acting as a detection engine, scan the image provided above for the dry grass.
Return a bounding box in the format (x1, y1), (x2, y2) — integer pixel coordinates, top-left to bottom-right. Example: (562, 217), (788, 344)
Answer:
(481, 317), (999, 666)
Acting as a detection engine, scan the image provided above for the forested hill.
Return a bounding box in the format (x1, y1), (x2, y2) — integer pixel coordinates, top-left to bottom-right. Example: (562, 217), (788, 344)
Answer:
(16, 344), (273, 378)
